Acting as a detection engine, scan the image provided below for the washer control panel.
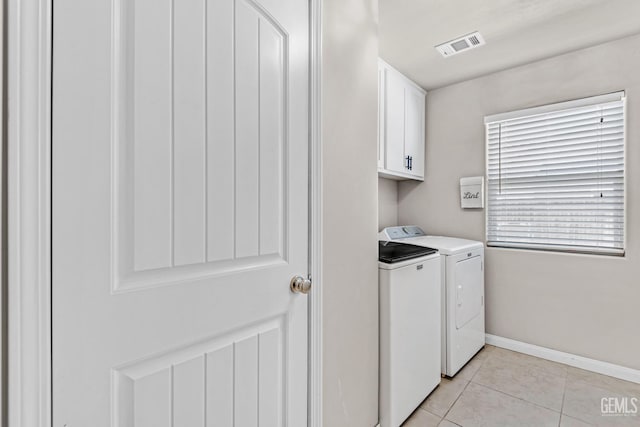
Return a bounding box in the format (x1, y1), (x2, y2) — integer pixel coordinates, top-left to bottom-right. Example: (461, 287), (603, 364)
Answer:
(379, 226), (426, 240)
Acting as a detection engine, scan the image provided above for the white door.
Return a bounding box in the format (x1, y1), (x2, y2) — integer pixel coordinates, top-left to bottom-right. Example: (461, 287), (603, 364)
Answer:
(455, 256), (483, 329)
(52, 0), (309, 425)
(383, 68), (407, 174)
(377, 65), (385, 169)
(403, 87), (425, 178)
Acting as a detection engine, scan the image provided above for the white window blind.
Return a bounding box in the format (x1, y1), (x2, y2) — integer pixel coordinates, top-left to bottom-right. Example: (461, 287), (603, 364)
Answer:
(485, 92), (625, 255)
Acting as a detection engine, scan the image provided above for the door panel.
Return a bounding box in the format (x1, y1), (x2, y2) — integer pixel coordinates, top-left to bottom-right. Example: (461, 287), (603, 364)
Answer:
(384, 70), (406, 173)
(455, 256), (483, 329)
(377, 65), (385, 169)
(133, 368), (172, 427)
(404, 87), (425, 178)
(173, 0), (207, 267)
(207, 0), (236, 263)
(129, 0), (174, 272)
(113, 319), (285, 426)
(113, 0), (290, 291)
(53, 0), (308, 425)
(173, 356), (206, 427)
(206, 346), (234, 425)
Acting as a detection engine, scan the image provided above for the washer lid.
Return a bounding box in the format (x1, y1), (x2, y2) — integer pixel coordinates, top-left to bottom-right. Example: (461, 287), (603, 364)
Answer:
(378, 241), (437, 264)
(402, 236), (483, 255)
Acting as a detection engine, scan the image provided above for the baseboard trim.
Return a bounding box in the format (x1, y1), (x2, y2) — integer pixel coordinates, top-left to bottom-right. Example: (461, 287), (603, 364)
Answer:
(486, 334), (640, 385)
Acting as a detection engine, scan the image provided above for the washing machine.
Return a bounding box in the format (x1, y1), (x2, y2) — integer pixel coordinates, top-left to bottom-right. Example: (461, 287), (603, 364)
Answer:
(379, 226), (485, 377)
(378, 241), (441, 427)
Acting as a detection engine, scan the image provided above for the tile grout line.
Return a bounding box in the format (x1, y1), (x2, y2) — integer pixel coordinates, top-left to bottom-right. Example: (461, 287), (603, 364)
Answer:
(470, 380), (565, 417)
(475, 349), (569, 415)
(415, 406), (461, 427)
(558, 369), (569, 427)
(438, 346), (494, 423)
(423, 347), (573, 426)
(439, 378), (472, 424)
(434, 347), (634, 427)
(466, 346), (492, 382)
(469, 349), (564, 420)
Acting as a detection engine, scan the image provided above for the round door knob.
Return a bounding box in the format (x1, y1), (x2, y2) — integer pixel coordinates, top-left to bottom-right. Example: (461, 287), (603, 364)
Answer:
(290, 275), (312, 294)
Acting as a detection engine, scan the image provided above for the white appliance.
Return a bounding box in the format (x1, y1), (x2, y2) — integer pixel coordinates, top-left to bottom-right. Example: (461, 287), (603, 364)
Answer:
(380, 226), (485, 377)
(378, 241), (442, 427)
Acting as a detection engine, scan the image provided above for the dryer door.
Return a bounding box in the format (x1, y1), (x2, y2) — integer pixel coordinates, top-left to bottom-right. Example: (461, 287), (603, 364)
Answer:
(455, 255), (483, 329)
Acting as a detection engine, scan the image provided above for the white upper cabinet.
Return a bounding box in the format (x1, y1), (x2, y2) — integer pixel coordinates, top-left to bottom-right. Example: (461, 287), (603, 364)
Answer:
(378, 59), (426, 181)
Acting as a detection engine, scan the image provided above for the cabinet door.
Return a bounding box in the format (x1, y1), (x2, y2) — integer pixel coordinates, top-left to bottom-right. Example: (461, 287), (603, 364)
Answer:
(377, 66), (385, 169)
(384, 69), (407, 174)
(404, 86), (425, 178)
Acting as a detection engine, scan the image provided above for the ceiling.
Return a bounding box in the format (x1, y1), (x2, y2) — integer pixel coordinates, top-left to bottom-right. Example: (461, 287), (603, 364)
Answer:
(379, 0), (640, 90)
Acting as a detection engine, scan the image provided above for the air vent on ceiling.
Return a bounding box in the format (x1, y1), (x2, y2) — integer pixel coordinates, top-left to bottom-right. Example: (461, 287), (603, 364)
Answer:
(435, 31), (485, 58)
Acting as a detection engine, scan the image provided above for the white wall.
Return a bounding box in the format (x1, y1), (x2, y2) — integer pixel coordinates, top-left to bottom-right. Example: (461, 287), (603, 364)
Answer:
(322, 0), (379, 426)
(399, 34), (640, 370)
(0, 0), (4, 419)
(378, 177), (398, 230)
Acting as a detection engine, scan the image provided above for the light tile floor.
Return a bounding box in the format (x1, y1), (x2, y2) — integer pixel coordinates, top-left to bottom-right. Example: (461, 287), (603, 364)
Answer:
(402, 345), (640, 427)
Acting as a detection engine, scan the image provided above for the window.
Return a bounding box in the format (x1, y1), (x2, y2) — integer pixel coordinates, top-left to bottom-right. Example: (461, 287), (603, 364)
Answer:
(485, 92), (625, 255)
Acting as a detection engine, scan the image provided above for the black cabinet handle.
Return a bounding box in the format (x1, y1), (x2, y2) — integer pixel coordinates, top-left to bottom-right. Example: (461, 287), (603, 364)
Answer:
(404, 156), (415, 170)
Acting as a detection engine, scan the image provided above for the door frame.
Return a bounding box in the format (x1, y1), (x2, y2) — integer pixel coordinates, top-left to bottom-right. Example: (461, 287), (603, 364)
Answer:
(5, 0), (323, 425)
